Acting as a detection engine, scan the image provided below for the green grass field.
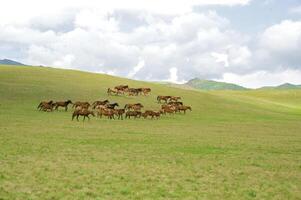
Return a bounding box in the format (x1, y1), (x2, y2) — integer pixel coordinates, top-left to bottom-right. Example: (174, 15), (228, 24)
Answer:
(0, 65), (301, 199)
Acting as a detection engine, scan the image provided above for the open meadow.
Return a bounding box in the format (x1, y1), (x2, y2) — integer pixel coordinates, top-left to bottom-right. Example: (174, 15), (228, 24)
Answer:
(0, 65), (301, 199)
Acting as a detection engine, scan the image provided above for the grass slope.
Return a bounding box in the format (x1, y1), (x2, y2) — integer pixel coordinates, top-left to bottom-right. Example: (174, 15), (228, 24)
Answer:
(186, 78), (247, 91)
(0, 65), (301, 199)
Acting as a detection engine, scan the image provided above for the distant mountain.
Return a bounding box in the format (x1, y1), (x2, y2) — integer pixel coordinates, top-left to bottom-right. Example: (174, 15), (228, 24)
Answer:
(185, 78), (247, 91)
(259, 83), (301, 90)
(0, 59), (25, 66)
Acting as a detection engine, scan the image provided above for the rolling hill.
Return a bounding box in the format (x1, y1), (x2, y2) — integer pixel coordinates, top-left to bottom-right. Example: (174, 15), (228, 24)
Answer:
(0, 59), (25, 66)
(0, 64), (301, 199)
(185, 78), (247, 90)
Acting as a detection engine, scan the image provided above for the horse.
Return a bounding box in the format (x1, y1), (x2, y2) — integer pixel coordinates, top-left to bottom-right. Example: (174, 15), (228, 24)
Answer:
(72, 101), (90, 109)
(105, 103), (119, 109)
(124, 103), (144, 110)
(167, 101), (183, 106)
(97, 108), (116, 119)
(142, 110), (161, 119)
(114, 109), (125, 120)
(72, 109), (95, 121)
(141, 88), (151, 95)
(54, 100), (72, 111)
(178, 105), (192, 114)
(37, 100), (53, 110)
(162, 105), (177, 114)
(92, 100), (109, 109)
(107, 88), (120, 96)
(114, 85), (128, 94)
(126, 88), (140, 96)
(125, 111), (142, 119)
(157, 96), (171, 103)
(41, 103), (55, 112)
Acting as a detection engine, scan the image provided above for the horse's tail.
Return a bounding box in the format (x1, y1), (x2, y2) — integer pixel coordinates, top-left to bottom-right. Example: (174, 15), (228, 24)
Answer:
(37, 102), (42, 109)
(157, 96), (160, 101)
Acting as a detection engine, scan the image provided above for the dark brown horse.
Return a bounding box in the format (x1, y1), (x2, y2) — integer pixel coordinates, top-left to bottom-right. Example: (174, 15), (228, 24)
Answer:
(125, 111), (142, 119)
(114, 85), (128, 94)
(54, 100), (72, 111)
(178, 105), (192, 114)
(105, 103), (119, 109)
(72, 109), (95, 121)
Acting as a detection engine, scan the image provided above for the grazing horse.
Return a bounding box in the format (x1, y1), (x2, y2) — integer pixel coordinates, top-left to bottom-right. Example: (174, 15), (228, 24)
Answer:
(54, 100), (72, 111)
(106, 103), (119, 109)
(72, 109), (95, 121)
(124, 103), (144, 110)
(125, 111), (141, 119)
(178, 105), (192, 114)
(157, 96), (171, 103)
(72, 101), (90, 109)
(92, 100), (109, 109)
(37, 100), (53, 110)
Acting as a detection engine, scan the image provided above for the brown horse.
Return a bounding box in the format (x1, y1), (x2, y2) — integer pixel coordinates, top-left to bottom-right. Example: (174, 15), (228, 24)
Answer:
(41, 103), (54, 112)
(114, 109), (125, 120)
(97, 108), (116, 119)
(107, 88), (122, 96)
(125, 111), (142, 119)
(37, 100), (53, 110)
(124, 103), (144, 110)
(54, 100), (72, 111)
(178, 105), (192, 114)
(157, 96), (171, 103)
(72, 109), (95, 121)
(72, 101), (90, 109)
(92, 100), (109, 109)
(142, 110), (161, 119)
(126, 88), (140, 96)
(167, 101), (183, 106)
(114, 85), (129, 94)
(141, 88), (151, 95)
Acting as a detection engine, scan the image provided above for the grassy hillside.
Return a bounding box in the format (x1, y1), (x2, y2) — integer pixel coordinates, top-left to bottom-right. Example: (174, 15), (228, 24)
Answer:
(185, 78), (247, 90)
(0, 65), (301, 199)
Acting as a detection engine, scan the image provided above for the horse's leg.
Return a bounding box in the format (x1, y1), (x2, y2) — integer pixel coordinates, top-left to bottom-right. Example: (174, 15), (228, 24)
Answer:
(76, 115), (79, 121)
(87, 115), (90, 121)
(65, 106), (68, 111)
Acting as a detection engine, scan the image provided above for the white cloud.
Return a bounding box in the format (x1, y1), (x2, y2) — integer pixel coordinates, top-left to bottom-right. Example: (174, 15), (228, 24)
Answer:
(128, 59), (145, 78)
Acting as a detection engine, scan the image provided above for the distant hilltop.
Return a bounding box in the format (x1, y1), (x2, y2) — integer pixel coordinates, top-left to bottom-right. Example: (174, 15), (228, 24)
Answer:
(184, 78), (247, 91)
(0, 59), (25, 66)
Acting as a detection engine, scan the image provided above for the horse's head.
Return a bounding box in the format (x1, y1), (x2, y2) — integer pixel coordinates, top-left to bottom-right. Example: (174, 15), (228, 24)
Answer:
(67, 100), (72, 104)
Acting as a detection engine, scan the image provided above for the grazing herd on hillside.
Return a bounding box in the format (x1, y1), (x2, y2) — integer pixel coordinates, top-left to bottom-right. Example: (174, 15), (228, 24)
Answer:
(37, 85), (192, 121)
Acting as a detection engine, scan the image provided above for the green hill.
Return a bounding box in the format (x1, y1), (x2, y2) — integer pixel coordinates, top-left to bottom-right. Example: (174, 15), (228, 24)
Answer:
(259, 83), (301, 90)
(0, 65), (301, 199)
(185, 78), (247, 90)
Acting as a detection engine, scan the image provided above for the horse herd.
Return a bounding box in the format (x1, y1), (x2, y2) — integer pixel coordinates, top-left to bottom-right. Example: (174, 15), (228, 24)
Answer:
(107, 85), (151, 96)
(37, 86), (192, 121)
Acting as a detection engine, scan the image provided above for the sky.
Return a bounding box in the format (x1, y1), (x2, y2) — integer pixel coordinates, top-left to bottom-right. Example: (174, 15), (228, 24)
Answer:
(0, 0), (300, 88)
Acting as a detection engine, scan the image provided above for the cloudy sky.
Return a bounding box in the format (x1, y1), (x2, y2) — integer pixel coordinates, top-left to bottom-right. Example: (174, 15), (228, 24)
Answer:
(0, 0), (300, 88)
